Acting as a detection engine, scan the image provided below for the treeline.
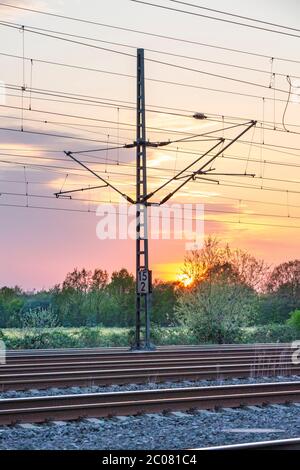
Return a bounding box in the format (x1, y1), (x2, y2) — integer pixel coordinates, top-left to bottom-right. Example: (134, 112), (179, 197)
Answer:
(0, 237), (300, 342)
(0, 268), (178, 328)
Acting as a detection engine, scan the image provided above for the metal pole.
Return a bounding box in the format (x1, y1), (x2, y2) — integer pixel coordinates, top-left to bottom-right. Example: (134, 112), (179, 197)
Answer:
(135, 48), (152, 350)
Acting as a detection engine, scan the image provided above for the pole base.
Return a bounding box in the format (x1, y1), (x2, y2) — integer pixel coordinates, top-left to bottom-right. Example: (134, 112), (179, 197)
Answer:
(130, 342), (156, 352)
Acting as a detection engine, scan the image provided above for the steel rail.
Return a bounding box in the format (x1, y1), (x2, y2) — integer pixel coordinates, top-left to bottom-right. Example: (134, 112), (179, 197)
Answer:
(0, 362), (298, 391)
(6, 343), (292, 356)
(0, 354), (296, 374)
(5, 346), (294, 365)
(0, 381), (299, 425)
(198, 437), (300, 450)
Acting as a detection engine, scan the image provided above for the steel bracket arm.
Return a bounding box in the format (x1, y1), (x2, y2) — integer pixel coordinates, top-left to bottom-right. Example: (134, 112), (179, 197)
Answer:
(142, 139), (224, 203)
(157, 121), (256, 205)
(196, 121), (257, 175)
(61, 151), (135, 204)
(55, 184), (109, 198)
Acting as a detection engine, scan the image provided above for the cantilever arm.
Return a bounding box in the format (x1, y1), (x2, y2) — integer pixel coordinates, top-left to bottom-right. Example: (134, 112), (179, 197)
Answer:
(198, 172), (255, 177)
(61, 151), (135, 204)
(195, 121), (257, 175)
(143, 139), (224, 202)
(55, 184), (108, 198)
(157, 121), (257, 205)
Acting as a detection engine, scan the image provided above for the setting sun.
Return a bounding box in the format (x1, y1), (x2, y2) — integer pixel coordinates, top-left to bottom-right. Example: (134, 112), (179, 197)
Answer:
(176, 273), (194, 288)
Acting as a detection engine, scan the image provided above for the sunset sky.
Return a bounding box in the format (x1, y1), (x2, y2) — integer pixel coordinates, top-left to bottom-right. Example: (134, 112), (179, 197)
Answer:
(0, 0), (300, 289)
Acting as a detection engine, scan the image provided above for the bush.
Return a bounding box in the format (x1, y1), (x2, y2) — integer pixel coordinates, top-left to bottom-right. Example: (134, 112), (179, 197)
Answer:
(257, 294), (294, 325)
(47, 330), (79, 348)
(21, 307), (59, 330)
(77, 327), (101, 347)
(150, 326), (197, 345)
(1, 324), (298, 350)
(287, 310), (300, 331)
(127, 328), (136, 348)
(240, 324), (299, 343)
(176, 281), (258, 344)
(16, 332), (54, 349)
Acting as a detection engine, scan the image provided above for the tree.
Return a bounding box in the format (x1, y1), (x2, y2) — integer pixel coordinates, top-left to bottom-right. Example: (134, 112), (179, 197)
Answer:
(109, 269), (135, 295)
(91, 269), (108, 290)
(63, 268), (92, 293)
(177, 238), (261, 343)
(55, 268), (110, 326)
(287, 309), (300, 331)
(182, 236), (268, 291)
(257, 294), (293, 325)
(228, 249), (268, 291)
(108, 269), (135, 326)
(176, 272), (258, 344)
(266, 260), (300, 312)
(181, 237), (222, 285)
(0, 286), (25, 327)
(21, 307), (58, 330)
(266, 260), (300, 322)
(151, 280), (178, 326)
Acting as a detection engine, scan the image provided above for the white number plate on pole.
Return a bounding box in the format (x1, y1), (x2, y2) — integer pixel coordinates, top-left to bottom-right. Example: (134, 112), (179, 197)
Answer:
(138, 269), (149, 294)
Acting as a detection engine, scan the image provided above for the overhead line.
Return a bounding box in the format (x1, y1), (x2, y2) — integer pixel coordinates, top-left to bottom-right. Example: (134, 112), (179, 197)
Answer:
(1, 30), (300, 80)
(5, 83), (300, 135)
(2, 176), (300, 210)
(4, 146), (300, 172)
(2, 103), (300, 156)
(2, 190), (300, 222)
(1, 53), (295, 107)
(0, 22), (136, 59)
(131, 1), (300, 40)
(3, 97), (300, 142)
(1, 22), (299, 98)
(0, 3), (300, 64)
(2, 178), (300, 210)
(0, 125), (127, 145)
(169, 0), (300, 33)
(2, 158), (300, 201)
(3, 150), (300, 186)
(1, 201), (300, 230)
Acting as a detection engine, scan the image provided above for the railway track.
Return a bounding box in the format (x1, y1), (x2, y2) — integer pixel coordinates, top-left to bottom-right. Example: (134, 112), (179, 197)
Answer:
(199, 437), (300, 450)
(0, 363), (299, 392)
(0, 354), (295, 373)
(6, 343), (291, 354)
(0, 344), (296, 391)
(5, 344), (293, 364)
(0, 380), (299, 426)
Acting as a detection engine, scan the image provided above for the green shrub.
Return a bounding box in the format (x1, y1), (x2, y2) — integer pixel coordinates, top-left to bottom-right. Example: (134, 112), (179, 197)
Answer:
(287, 310), (300, 331)
(46, 330), (79, 348)
(105, 331), (127, 347)
(18, 332), (53, 349)
(176, 281), (257, 344)
(240, 324), (298, 343)
(21, 307), (59, 330)
(2, 324), (298, 350)
(77, 327), (101, 347)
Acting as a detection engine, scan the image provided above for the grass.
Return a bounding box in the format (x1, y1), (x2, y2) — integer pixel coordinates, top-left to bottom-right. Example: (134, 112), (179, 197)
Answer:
(0, 323), (298, 349)
(0, 326), (195, 349)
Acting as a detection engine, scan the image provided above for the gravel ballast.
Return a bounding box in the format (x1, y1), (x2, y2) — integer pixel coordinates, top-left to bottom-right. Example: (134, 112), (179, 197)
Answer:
(0, 404), (299, 450)
(1, 375), (300, 399)
(0, 375), (300, 449)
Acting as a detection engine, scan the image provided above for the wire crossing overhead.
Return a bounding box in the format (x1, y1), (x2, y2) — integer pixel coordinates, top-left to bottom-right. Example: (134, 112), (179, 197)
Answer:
(131, 1), (300, 39)
(168, 0), (300, 34)
(1, 21), (300, 99)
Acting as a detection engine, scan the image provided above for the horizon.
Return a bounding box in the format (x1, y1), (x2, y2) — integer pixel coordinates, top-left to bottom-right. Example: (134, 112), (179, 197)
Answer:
(2, 238), (299, 291)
